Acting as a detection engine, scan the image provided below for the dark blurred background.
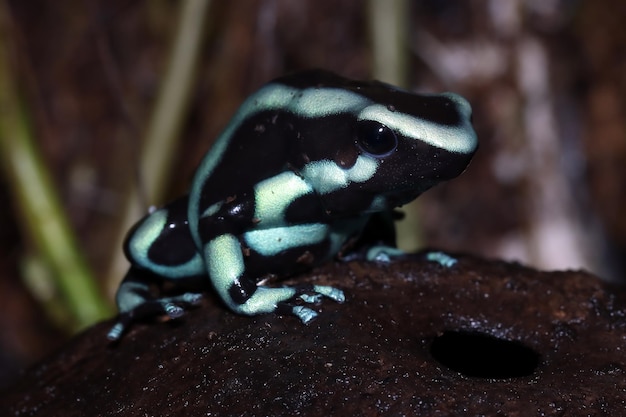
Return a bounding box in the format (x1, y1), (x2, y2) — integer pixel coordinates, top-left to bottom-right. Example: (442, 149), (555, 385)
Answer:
(1, 0), (624, 388)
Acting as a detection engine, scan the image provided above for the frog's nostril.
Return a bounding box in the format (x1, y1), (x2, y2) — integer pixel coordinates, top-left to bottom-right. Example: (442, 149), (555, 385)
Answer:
(430, 330), (541, 379)
(442, 92), (472, 117)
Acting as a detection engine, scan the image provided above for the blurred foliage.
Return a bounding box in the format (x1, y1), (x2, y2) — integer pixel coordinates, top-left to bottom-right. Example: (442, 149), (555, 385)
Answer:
(1, 0), (625, 389)
(0, 0), (112, 331)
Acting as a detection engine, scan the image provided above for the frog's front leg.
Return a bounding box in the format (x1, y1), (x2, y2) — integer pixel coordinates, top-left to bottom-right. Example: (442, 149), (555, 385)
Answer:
(107, 268), (203, 341)
(343, 211), (406, 263)
(205, 233), (344, 323)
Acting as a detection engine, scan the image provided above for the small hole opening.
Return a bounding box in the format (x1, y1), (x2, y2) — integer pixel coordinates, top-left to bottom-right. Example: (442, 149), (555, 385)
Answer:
(430, 330), (540, 379)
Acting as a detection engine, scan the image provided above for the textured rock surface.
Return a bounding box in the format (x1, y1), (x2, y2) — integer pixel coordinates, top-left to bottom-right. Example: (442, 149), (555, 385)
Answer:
(2, 253), (625, 416)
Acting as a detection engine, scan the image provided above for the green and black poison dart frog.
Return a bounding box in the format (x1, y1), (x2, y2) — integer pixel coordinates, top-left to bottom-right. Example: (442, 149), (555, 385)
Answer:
(107, 70), (478, 341)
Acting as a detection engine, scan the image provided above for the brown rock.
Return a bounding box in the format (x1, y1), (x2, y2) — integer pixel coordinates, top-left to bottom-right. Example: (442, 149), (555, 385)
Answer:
(2, 253), (625, 416)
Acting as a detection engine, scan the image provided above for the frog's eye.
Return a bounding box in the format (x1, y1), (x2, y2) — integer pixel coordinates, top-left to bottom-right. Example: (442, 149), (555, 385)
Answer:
(356, 121), (398, 157)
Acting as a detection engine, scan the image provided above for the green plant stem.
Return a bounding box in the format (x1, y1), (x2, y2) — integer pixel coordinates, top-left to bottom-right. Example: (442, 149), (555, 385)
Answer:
(106, 0), (212, 295)
(367, 0), (422, 251)
(0, 2), (112, 330)
(367, 0), (408, 87)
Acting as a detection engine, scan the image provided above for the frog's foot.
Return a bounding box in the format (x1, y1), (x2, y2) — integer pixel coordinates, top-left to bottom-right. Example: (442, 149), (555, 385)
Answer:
(366, 245), (405, 263)
(426, 251), (458, 268)
(107, 292), (203, 341)
(286, 285), (345, 324)
(231, 285), (344, 325)
(298, 285), (345, 304)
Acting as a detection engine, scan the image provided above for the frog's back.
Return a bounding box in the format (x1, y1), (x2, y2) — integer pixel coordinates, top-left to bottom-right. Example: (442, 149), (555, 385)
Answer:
(124, 196), (205, 280)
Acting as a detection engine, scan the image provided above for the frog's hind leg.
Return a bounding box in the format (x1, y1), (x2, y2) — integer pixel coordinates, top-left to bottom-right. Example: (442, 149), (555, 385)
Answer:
(107, 267), (203, 341)
(206, 234), (344, 324)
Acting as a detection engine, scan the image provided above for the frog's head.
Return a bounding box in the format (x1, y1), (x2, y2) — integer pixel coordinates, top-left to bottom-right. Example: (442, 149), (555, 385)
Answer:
(278, 70), (478, 216)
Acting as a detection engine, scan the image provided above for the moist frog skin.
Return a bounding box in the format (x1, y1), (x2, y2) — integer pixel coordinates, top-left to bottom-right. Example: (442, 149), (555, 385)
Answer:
(107, 70), (478, 341)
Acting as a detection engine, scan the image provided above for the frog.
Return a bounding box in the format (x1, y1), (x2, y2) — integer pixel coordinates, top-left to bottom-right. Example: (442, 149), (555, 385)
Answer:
(107, 70), (478, 341)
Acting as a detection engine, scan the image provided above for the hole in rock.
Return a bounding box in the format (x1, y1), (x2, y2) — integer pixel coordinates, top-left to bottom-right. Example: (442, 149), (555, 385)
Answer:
(429, 330), (540, 378)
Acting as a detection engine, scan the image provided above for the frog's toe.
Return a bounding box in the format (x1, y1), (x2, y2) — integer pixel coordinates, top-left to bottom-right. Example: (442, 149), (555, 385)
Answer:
(107, 301), (164, 342)
(313, 285), (345, 303)
(163, 303), (185, 319)
(159, 292), (204, 318)
(292, 305), (318, 324)
(298, 285), (344, 304)
(299, 293), (323, 304)
(161, 292), (204, 308)
(426, 251), (457, 268)
(184, 292), (204, 305)
(107, 319), (129, 341)
(366, 245), (405, 262)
